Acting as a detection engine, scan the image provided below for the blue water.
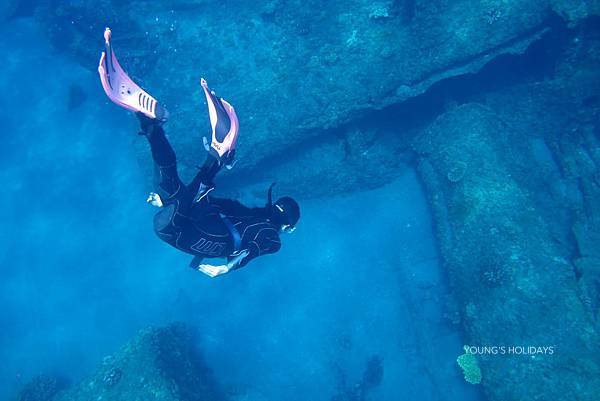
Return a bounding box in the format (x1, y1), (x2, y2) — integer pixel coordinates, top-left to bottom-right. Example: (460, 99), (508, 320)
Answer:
(0, 18), (481, 401)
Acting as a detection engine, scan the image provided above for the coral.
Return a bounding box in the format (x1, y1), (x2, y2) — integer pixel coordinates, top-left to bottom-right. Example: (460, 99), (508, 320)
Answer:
(456, 352), (482, 385)
(478, 250), (510, 288)
(369, 3), (391, 20)
(345, 30), (358, 47)
(102, 367), (122, 387)
(484, 8), (502, 25)
(446, 160), (467, 183)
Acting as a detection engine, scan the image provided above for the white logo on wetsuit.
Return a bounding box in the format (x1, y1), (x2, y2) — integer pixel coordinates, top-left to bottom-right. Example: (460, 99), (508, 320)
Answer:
(191, 238), (226, 256)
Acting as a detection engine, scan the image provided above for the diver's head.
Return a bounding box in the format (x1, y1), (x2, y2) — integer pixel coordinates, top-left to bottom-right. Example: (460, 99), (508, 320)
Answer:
(271, 196), (300, 233)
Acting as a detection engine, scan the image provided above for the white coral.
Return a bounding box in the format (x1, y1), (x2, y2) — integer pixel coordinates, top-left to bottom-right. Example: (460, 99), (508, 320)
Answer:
(346, 30), (358, 47)
(369, 3), (391, 20)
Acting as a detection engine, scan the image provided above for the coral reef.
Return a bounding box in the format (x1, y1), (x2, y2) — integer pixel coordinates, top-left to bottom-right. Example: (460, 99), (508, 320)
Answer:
(413, 100), (600, 400)
(52, 324), (227, 401)
(30, 0), (593, 189)
(551, 0), (600, 24)
(408, 24), (600, 400)
(15, 374), (67, 401)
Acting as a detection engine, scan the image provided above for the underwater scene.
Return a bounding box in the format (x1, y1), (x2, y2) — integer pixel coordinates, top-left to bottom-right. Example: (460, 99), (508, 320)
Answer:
(1, 1), (599, 400)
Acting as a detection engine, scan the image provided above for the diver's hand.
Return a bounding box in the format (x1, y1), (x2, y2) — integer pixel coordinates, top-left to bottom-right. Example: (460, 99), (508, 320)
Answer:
(196, 251), (249, 278)
(146, 192), (163, 207)
(197, 263), (230, 278)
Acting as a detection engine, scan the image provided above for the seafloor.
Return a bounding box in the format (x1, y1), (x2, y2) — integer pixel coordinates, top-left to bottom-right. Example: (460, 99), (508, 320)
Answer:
(1, 1), (599, 401)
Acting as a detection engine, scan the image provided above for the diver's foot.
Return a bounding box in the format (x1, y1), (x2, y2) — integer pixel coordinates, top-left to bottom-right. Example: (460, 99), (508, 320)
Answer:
(203, 136), (235, 168)
(137, 112), (164, 135)
(222, 151), (236, 170)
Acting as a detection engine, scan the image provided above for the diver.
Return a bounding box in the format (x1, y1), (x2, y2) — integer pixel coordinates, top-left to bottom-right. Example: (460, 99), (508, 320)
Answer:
(98, 28), (300, 277)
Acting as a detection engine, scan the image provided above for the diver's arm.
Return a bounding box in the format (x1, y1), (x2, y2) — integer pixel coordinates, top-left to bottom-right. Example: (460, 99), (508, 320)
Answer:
(197, 228), (280, 276)
(196, 250), (249, 278)
(233, 231), (281, 269)
(211, 197), (268, 218)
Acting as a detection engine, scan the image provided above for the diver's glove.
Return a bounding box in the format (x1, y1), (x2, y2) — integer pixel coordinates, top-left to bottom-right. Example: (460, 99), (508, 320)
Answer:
(196, 263), (229, 278)
(196, 250), (249, 277)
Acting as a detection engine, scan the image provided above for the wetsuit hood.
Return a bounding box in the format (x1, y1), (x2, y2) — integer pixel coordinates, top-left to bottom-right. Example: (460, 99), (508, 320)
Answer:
(272, 197), (300, 229)
(265, 183), (300, 230)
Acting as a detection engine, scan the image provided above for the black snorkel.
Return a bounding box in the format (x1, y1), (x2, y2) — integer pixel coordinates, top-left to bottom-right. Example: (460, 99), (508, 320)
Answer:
(265, 183), (299, 232)
(267, 182), (276, 209)
(266, 182), (277, 222)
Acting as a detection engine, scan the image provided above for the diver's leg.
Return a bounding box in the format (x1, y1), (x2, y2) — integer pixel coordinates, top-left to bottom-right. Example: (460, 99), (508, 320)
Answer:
(189, 153), (222, 203)
(186, 79), (239, 203)
(138, 114), (183, 201)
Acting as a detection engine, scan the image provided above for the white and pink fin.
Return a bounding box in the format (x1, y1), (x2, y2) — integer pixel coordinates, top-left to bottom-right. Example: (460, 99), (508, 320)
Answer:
(98, 28), (168, 121)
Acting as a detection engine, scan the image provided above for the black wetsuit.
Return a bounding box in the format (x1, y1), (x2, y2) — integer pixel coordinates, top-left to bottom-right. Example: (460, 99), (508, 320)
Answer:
(143, 124), (281, 269)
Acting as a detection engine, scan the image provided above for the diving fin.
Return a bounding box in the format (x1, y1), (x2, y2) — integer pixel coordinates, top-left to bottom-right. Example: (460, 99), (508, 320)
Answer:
(200, 78), (239, 167)
(98, 27), (168, 121)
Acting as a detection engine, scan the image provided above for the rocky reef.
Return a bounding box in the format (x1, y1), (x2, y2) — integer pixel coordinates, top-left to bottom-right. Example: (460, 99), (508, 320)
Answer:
(410, 16), (600, 400)
(414, 102), (600, 400)
(14, 0), (597, 186)
(9, 1), (600, 400)
(44, 324), (226, 401)
(331, 355), (384, 401)
(15, 374), (67, 401)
